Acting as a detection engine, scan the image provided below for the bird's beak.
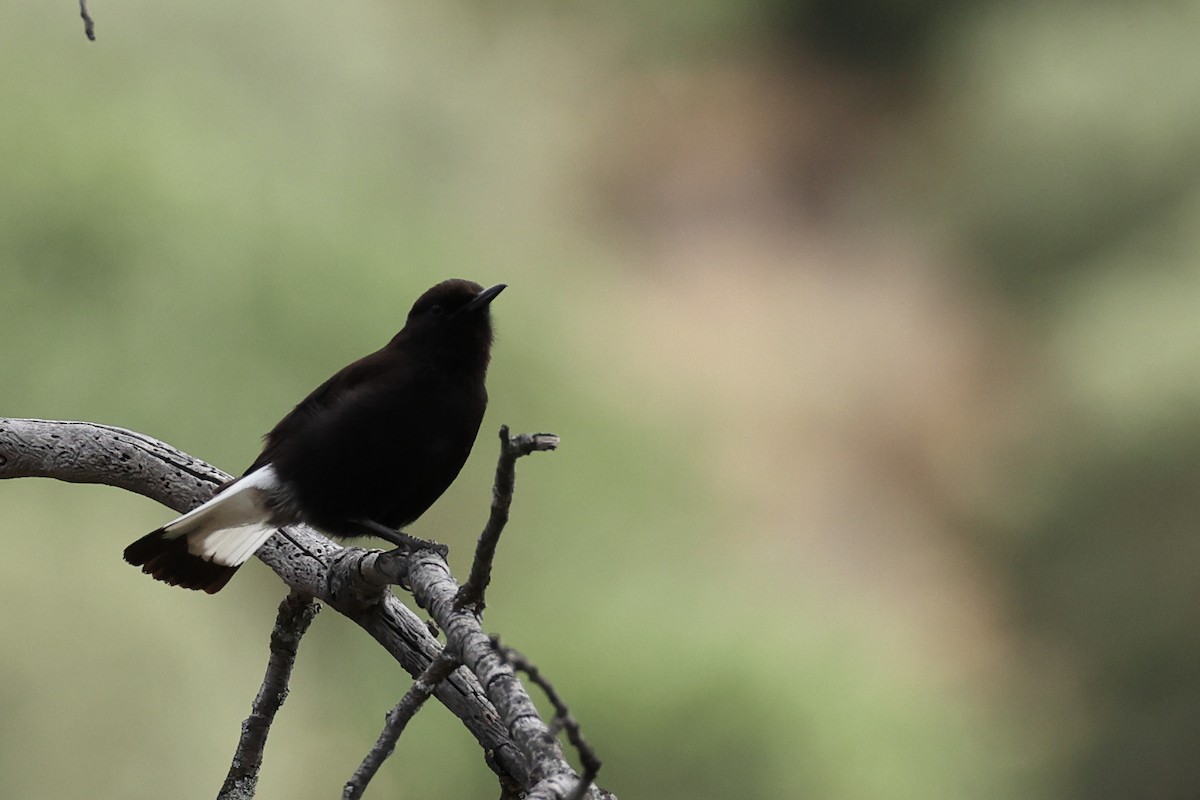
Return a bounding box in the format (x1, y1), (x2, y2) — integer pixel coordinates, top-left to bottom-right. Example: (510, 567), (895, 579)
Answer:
(463, 283), (506, 312)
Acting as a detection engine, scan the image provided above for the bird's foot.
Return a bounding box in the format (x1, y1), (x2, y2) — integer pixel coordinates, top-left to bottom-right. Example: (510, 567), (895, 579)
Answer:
(353, 520), (448, 558)
(393, 531), (448, 559)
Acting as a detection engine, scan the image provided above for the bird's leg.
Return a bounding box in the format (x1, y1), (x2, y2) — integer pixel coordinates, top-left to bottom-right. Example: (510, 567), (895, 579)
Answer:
(351, 519), (449, 558)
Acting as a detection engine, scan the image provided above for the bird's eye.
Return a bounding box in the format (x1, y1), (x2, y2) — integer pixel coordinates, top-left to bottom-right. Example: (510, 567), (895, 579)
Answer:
(429, 304), (445, 316)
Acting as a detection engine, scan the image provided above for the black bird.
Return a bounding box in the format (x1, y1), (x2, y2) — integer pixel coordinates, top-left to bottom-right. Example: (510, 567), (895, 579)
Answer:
(124, 278), (505, 593)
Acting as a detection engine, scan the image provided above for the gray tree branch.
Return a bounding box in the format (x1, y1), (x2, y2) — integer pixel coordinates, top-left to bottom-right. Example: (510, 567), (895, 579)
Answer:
(0, 417), (610, 800)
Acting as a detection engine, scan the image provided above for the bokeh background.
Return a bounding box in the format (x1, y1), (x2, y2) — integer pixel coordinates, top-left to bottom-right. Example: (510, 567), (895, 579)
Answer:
(3, 1), (1200, 798)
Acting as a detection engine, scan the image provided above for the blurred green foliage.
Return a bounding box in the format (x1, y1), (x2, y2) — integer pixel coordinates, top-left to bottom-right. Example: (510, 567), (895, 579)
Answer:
(3, 1), (1200, 799)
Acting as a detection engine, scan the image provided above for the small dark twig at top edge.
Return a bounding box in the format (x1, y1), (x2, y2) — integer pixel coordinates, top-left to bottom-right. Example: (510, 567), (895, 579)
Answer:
(79, 0), (95, 41)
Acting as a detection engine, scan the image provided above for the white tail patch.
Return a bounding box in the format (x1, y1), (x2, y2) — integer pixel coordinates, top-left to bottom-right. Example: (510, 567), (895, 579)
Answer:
(162, 466), (285, 567)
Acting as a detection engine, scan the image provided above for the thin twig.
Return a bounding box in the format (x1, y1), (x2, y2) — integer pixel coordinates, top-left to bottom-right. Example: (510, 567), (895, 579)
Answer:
(495, 638), (601, 800)
(455, 425), (559, 612)
(343, 651), (461, 800)
(79, 0), (95, 41)
(218, 591), (320, 800)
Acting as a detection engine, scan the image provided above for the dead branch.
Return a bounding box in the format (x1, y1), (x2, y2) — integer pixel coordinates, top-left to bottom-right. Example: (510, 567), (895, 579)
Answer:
(0, 417), (610, 800)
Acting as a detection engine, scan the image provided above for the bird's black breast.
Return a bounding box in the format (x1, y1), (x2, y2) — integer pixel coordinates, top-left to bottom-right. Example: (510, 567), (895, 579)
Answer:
(259, 359), (488, 538)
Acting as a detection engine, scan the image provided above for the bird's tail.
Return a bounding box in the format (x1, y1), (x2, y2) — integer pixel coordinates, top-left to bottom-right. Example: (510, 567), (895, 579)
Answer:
(123, 467), (284, 593)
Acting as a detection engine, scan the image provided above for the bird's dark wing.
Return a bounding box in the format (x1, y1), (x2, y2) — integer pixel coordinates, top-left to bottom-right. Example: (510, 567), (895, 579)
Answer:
(243, 347), (393, 475)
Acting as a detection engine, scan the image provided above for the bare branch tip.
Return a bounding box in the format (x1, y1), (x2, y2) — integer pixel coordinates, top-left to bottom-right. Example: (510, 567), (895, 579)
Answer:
(530, 433), (560, 452)
(513, 433), (560, 458)
(498, 426), (559, 457)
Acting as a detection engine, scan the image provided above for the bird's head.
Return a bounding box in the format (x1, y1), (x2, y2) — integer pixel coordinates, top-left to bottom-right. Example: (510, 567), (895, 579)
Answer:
(399, 279), (506, 364)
